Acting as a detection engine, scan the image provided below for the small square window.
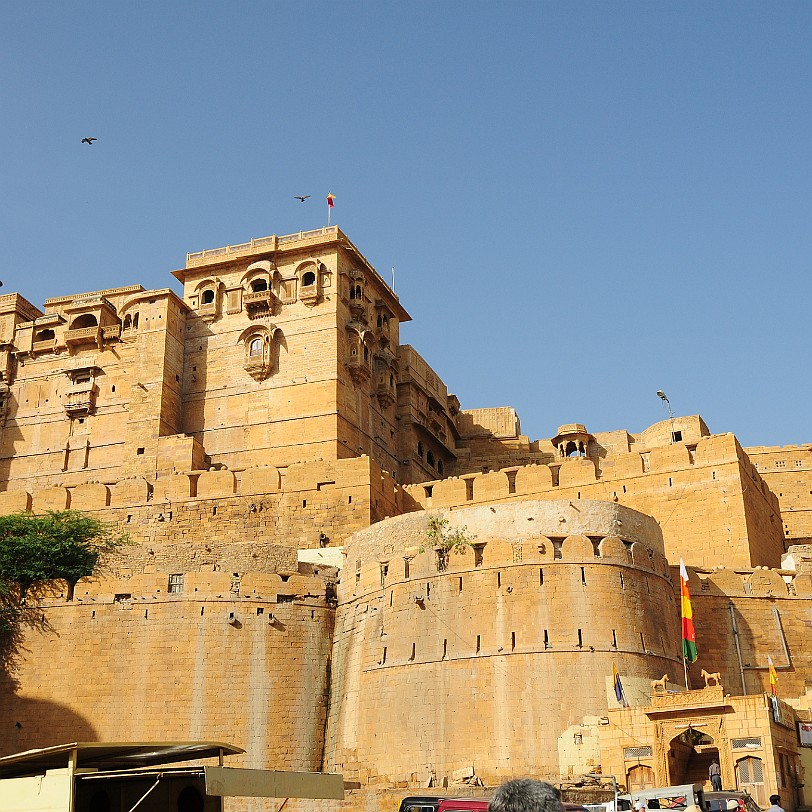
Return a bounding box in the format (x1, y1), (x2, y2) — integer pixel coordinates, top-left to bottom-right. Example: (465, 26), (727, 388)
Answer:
(136, 447), (145, 455)
(168, 574), (184, 594)
(672, 430), (682, 442)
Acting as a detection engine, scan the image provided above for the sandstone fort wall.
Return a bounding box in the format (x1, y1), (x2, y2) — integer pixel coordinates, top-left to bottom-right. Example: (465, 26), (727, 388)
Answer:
(325, 501), (681, 785)
(0, 456), (401, 549)
(404, 433), (784, 569)
(0, 591), (333, 774)
(684, 564), (812, 700)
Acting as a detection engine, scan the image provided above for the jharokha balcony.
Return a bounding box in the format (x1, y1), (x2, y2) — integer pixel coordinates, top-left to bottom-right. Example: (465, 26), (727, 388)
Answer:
(65, 326), (102, 348)
(244, 288), (278, 316)
(63, 383), (97, 417)
(64, 323), (121, 351)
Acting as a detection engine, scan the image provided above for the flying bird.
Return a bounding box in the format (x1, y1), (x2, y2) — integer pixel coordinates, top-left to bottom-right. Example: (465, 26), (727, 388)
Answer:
(81, 137), (97, 145)
(294, 195), (310, 202)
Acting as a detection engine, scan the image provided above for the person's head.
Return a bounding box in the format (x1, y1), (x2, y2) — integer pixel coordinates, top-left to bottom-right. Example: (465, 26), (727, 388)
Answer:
(711, 759), (719, 765)
(490, 779), (563, 812)
(769, 796), (781, 806)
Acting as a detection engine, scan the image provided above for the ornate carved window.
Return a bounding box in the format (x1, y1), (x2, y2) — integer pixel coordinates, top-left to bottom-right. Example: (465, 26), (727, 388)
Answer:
(63, 365), (100, 417)
(345, 322), (374, 384)
(239, 325), (280, 382)
(194, 279), (220, 322)
(242, 261), (278, 317)
(297, 261), (322, 307)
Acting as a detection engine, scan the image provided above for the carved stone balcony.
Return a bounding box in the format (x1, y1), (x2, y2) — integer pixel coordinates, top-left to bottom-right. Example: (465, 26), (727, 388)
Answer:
(376, 379), (396, 409)
(102, 324), (121, 341)
(197, 303), (217, 322)
(65, 326), (102, 349)
(63, 383), (97, 417)
(300, 284), (319, 307)
(346, 355), (372, 385)
(244, 289), (278, 318)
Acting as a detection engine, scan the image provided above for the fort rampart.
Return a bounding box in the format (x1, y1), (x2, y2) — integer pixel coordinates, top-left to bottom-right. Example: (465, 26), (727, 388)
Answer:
(686, 563), (812, 701)
(0, 532), (336, 773)
(325, 500), (681, 785)
(0, 456), (401, 549)
(404, 433), (784, 569)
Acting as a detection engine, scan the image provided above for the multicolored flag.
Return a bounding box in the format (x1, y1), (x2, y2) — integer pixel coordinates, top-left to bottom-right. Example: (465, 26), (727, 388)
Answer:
(327, 193), (335, 208)
(680, 559), (698, 662)
(768, 655), (778, 695)
(613, 662), (629, 707)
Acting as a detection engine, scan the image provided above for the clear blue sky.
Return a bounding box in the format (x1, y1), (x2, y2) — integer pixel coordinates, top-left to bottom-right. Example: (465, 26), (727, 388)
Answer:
(2, 2), (810, 449)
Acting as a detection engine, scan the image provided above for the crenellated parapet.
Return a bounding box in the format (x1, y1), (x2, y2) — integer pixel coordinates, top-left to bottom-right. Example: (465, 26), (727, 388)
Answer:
(403, 433), (784, 570)
(0, 456), (403, 549)
(326, 500), (682, 786)
(679, 562), (812, 702)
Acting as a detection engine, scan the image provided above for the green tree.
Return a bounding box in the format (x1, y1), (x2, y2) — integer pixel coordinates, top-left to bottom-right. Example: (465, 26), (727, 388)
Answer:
(423, 516), (473, 571)
(0, 511), (126, 607)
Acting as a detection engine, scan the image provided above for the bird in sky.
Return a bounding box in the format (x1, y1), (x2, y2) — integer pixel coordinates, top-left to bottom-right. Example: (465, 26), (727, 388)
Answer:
(81, 137), (97, 145)
(294, 195), (310, 202)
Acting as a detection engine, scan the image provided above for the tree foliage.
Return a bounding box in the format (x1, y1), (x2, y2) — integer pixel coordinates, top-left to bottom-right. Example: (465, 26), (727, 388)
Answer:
(0, 510), (126, 606)
(423, 516), (473, 571)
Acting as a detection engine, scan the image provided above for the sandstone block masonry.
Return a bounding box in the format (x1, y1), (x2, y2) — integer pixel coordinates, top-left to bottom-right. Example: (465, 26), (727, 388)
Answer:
(0, 226), (810, 806)
(325, 501), (680, 785)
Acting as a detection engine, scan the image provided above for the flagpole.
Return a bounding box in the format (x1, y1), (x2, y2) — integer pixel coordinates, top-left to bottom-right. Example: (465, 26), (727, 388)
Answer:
(683, 656), (689, 691)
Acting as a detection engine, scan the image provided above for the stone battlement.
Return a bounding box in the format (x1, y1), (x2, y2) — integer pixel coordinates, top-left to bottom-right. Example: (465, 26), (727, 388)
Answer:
(403, 433), (783, 569)
(0, 456), (403, 549)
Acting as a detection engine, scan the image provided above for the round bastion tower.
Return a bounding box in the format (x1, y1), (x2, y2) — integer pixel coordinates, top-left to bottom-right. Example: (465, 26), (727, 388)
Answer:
(325, 499), (681, 785)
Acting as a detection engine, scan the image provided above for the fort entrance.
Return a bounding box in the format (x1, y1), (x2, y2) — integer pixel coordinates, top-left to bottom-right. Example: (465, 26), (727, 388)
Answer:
(667, 726), (719, 787)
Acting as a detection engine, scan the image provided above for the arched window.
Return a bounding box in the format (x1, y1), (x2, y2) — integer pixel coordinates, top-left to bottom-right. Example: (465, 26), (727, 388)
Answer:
(377, 315), (383, 327)
(354, 285), (362, 299)
(249, 337), (263, 357)
(363, 345), (369, 362)
(251, 279), (268, 292)
(417, 442), (424, 458)
(437, 459), (444, 475)
(302, 270), (316, 287)
(35, 328), (55, 341)
(133, 312), (139, 328)
(123, 315), (132, 330)
(427, 450), (435, 467)
(201, 289), (215, 305)
(70, 314), (98, 329)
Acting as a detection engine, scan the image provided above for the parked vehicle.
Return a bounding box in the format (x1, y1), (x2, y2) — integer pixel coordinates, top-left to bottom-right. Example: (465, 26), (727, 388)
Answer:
(618, 783), (707, 811)
(400, 795), (590, 812)
(437, 798), (588, 812)
(400, 796), (449, 812)
(705, 791), (762, 812)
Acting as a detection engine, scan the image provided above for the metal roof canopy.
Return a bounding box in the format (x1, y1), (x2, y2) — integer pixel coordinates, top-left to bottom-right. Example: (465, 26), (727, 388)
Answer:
(0, 741), (242, 780)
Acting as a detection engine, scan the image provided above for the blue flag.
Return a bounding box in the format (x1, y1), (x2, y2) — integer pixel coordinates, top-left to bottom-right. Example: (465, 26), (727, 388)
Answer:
(613, 663), (629, 707)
